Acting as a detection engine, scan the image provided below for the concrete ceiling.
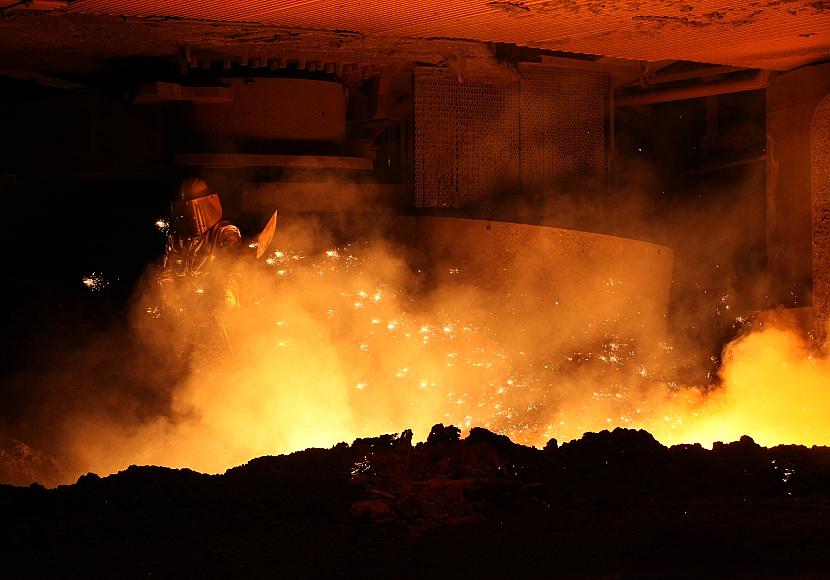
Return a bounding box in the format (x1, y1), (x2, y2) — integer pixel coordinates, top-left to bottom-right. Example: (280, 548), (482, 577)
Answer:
(30, 0), (830, 70)
(1, 1), (829, 75)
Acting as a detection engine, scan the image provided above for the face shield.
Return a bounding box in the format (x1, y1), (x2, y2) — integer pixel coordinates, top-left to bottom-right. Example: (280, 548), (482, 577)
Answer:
(171, 193), (223, 237)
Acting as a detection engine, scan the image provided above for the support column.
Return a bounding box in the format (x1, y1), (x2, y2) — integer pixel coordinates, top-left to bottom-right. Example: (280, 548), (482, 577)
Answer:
(767, 64), (830, 311)
(812, 95), (830, 343)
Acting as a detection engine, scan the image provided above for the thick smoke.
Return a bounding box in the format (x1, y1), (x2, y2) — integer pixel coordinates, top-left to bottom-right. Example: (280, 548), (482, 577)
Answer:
(2, 126), (825, 483)
(42, 197), (828, 481)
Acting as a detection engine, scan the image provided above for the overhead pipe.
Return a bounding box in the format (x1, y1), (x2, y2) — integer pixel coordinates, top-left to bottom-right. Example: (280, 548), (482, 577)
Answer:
(615, 70), (774, 107)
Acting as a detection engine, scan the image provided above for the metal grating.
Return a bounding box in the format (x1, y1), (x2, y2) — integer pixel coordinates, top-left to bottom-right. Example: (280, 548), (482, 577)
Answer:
(458, 81), (520, 205)
(415, 66), (608, 207)
(519, 66), (609, 190)
(415, 70), (458, 208)
(415, 69), (520, 207)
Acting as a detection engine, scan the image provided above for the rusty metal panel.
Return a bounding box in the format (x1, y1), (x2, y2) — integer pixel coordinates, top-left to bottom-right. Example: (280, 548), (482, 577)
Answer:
(519, 65), (609, 190)
(414, 69), (519, 207)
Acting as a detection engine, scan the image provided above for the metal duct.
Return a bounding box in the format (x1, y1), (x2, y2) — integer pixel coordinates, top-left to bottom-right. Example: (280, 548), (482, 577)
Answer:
(616, 70), (774, 107)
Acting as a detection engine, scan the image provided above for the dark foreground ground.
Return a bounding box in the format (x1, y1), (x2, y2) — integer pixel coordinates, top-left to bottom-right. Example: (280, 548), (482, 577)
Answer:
(3, 426), (830, 579)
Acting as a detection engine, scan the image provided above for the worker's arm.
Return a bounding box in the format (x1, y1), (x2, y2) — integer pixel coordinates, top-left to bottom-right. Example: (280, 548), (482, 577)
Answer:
(157, 236), (180, 312)
(217, 224), (242, 309)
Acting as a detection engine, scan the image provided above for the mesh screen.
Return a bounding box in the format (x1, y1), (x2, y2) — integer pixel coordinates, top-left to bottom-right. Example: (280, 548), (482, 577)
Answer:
(414, 70), (458, 208)
(414, 69), (520, 207)
(519, 66), (609, 189)
(415, 66), (608, 207)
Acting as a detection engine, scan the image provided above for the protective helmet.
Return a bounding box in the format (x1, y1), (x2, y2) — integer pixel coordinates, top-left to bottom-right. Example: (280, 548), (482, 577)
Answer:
(171, 177), (223, 237)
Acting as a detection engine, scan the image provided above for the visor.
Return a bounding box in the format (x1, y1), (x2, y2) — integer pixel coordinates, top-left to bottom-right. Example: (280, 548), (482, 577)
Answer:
(171, 194), (223, 237)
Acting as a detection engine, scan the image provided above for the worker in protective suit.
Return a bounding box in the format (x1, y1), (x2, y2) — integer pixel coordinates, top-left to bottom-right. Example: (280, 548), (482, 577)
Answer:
(157, 177), (242, 315)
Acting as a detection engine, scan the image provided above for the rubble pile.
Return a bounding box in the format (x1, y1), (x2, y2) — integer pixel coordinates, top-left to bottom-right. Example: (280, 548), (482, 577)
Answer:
(3, 426), (830, 577)
(0, 435), (69, 488)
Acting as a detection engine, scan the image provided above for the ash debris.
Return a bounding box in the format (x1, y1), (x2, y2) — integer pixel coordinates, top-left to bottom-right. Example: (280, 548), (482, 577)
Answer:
(3, 427), (830, 578)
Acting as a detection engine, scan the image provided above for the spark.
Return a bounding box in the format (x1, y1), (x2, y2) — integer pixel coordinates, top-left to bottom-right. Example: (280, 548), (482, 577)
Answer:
(81, 272), (109, 292)
(350, 455), (371, 477)
(154, 218), (170, 233)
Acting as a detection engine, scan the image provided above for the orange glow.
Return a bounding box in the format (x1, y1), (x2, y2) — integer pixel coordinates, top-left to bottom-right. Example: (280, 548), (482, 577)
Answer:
(62, 221), (830, 478)
(658, 326), (830, 448)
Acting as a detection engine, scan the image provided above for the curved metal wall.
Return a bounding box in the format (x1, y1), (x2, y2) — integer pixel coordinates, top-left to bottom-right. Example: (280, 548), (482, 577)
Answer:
(404, 216), (674, 351)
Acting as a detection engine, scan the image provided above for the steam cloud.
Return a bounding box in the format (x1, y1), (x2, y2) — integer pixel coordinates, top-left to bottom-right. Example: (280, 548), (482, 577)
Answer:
(1, 166), (827, 485)
(35, 208), (828, 482)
